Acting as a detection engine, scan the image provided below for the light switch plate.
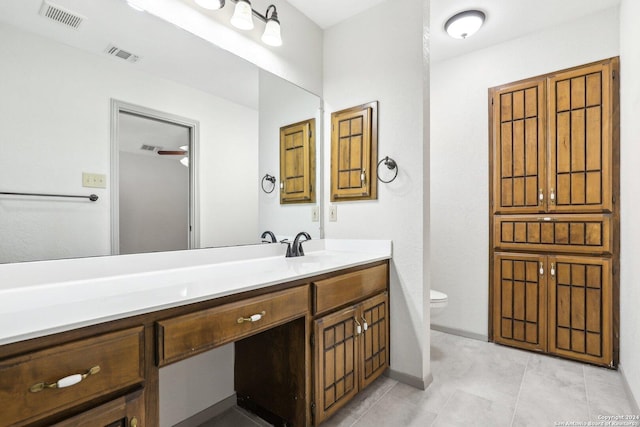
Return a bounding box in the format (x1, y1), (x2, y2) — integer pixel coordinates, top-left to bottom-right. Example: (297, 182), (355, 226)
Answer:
(82, 172), (107, 188)
(312, 206), (319, 222)
(329, 205), (337, 222)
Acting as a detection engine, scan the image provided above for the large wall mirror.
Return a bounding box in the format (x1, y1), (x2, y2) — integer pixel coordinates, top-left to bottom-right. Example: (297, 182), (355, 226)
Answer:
(0, 0), (322, 264)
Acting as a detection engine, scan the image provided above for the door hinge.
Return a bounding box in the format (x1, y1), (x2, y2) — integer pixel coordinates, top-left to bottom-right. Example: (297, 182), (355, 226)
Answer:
(311, 402), (316, 415)
(310, 184), (313, 192)
(491, 98), (494, 105)
(310, 333), (315, 347)
(613, 195), (616, 204)
(613, 70), (617, 80)
(613, 265), (617, 275)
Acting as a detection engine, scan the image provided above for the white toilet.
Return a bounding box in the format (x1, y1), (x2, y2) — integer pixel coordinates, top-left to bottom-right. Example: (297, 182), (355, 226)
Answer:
(430, 289), (448, 318)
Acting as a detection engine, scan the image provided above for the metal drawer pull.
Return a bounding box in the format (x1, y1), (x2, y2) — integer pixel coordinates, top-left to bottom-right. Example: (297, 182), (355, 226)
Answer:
(354, 318), (362, 335)
(237, 311), (266, 324)
(538, 188), (544, 203)
(539, 262), (544, 276)
(550, 188), (556, 204)
(29, 365), (101, 393)
(361, 169), (366, 183)
(538, 217), (556, 221)
(551, 263), (556, 277)
(361, 316), (368, 331)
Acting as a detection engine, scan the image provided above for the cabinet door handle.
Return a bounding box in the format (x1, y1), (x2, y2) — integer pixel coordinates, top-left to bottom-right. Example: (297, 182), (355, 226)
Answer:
(354, 318), (362, 335)
(550, 188), (555, 204)
(538, 188), (544, 204)
(539, 262), (544, 276)
(360, 169), (366, 183)
(237, 311), (266, 324)
(130, 417), (138, 427)
(550, 263), (556, 278)
(29, 365), (101, 393)
(361, 316), (368, 331)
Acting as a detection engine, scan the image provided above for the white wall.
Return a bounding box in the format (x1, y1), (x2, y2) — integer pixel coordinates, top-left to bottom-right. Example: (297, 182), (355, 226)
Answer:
(258, 71), (322, 241)
(619, 0), (640, 411)
(324, 0), (430, 386)
(119, 153), (189, 254)
(141, 0), (324, 96)
(430, 7), (620, 338)
(0, 23), (259, 262)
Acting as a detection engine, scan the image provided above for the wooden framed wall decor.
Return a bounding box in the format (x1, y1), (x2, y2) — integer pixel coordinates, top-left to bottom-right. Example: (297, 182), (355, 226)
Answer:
(280, 118), (316, 204)
(330, 101), (378, 201)
(488, 57), (620, 368)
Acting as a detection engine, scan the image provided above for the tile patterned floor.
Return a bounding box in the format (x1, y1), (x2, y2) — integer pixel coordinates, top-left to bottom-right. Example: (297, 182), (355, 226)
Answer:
(200, 330), (638, 427)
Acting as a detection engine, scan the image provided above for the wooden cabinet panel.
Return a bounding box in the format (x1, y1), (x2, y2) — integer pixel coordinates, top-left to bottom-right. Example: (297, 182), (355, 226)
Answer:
(0, 327), (144, 427)
(314, 306), (359, 425)
(51, 389), (144, 427)
(313, 292), (389, 425)
(359, 292), (389, 390)
(494, 214), (612, 254)
(491, 80), (546, 214)
(313, 263), (387, 315)
(492, 253), (546, 352)
(331, 102), (378, 201)
(548, 256), (612, 366)
(548, 61), (615, 213)
(280, 118), (316, 204)
(157, 286), (309, 366)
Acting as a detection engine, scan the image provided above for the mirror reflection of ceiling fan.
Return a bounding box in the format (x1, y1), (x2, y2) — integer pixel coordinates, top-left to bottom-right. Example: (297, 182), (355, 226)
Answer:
(157, 145), (189, 167)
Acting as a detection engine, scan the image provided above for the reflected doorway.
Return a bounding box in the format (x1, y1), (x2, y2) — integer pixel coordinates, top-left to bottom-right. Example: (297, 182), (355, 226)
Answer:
(110, 100), (199, 255)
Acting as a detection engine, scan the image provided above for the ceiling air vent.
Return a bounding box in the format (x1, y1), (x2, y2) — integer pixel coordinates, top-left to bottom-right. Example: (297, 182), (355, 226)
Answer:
(105, 44), (141, 63)
(140, 144), (159, 152)
(39, 0), (85, 30)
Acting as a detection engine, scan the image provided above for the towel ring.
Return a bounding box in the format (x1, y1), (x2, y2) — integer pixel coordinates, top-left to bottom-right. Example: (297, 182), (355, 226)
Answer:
(261, 174), (277, 193)
(377, 156), (398, 183)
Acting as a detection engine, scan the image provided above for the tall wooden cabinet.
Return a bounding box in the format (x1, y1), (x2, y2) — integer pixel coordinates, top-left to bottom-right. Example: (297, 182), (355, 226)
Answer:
(489, 58), (619, 367)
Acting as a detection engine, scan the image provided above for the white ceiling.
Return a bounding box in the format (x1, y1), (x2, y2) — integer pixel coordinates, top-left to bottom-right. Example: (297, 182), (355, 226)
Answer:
(288, 0), (621, 62)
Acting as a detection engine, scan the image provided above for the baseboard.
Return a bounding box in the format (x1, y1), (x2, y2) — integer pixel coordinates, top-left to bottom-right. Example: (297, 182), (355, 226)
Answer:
(430, 324), (488, 342)
(619, 364), (640, 415)
(173, 394), (237, 427)
(387, 369), (433, 391)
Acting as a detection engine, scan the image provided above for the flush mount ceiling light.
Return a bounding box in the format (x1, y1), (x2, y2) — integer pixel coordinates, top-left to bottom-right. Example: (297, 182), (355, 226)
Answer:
(445, 10), (485, 39)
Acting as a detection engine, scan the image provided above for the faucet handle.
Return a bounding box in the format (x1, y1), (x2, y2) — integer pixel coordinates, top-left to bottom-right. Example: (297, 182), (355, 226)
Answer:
(280, 240), (293, 257)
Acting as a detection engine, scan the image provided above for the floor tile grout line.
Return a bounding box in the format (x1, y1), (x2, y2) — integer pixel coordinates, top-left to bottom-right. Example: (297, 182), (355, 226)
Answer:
(428, 383), (460, 427)
(509, 353), (530, 427)
(347, 380), (398, 427)
(583, 365), (593, 421)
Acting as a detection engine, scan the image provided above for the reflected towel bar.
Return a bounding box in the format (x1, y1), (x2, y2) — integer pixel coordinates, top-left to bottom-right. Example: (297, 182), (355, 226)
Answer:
(0, 191), (99, 202)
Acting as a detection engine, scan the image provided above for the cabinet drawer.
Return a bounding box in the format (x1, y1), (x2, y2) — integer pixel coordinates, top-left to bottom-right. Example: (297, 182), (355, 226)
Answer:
(313, 264), (388, 315)
(0, 326), (144, 427)
(157, 285), (309, 366)
(494, 214), (612, 254)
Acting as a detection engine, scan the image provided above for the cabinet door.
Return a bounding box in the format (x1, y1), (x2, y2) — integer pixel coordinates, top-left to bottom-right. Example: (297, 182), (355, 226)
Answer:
(280, 118), (316, 204)
(547, 60), (616, 213)
(492, 253), (547, 352)
(51, 389), (144, 427)
(359, 292), (389, 390)
(313, 306), (359, 425)
(330, 102), (378, 201)
(491, 80), (546, 214)
(548, 255), (612, 366)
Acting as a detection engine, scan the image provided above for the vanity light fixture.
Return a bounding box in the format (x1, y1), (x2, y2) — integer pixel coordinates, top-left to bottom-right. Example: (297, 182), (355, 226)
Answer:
(194, 0), (283, 46)
(444, 10), (485, 39)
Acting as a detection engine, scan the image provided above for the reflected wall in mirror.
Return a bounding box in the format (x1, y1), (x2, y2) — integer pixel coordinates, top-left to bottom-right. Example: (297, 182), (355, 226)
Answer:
(0, 0), (321, 264)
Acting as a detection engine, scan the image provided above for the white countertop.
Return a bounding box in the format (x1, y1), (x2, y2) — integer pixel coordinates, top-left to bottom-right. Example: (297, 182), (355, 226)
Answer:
(0, 239), (391, 346)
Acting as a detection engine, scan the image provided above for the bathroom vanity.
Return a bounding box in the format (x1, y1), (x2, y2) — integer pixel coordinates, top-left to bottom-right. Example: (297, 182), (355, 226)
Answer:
(0, 240), (391, 426)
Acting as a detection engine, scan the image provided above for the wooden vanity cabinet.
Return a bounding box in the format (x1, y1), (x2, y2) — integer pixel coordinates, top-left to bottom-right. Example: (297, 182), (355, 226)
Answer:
(51, 389), (145, 427)
(311, 263), (389, 425)
(0, 326), (145, 427)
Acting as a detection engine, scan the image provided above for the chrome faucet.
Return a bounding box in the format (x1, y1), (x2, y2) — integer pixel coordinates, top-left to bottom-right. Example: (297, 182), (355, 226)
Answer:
(261, 230), (277, 243)
(292, 232), (311, 257)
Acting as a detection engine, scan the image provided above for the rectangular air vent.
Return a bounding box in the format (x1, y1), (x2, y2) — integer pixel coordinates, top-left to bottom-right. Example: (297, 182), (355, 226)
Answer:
(39, 0), (85, 30)
(140, 144), (159, 152)
(105, 44), (141, 63)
